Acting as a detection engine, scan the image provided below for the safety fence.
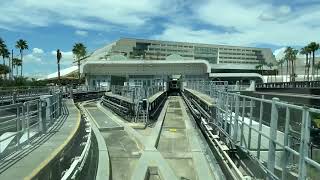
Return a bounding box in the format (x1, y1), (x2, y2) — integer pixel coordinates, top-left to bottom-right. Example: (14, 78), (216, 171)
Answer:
(110, 85), (165, 103)
(0, 85), (106, 105)
(256, 80), (320, 89)
(185, 81), (320, 180)
(102, 85), (166, 123)
(61, 104), (92, 180)
(0, 92), (62, 159)
(0, 87), (52, 104)
(186, 80), (253, 93)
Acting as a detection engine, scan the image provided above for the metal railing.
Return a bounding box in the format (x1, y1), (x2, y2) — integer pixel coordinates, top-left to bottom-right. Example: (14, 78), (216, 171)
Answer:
(0, 92), (63, 159)
(61, 104), (92, 180)
(185, 80), (253, 93)
(110, 85), (165, 103)
(186, 81), (320, 180)
(102, 85), (166, 123)
(0, 85), (107, 104)
(0, 87), (52, 104)
(256, 81), (320, 89)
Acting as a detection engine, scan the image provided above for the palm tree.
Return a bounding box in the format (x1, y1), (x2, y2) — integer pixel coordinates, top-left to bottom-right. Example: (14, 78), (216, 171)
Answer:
(284, 47), (292, 82)
(0, 38), (7, 78)
(72, 43), (87, 83)
(292, 49), (299, 82)
(0, 64), (10, 78)
(56, 49), (62, 85)
(1, 47), (10, 65)
(12, 58), (22, 77)
(300, 47), (310, 81)
(308, 42), (320, 80)
(1, 47), (10, 79)
(15, 39), (28, 77)
(316, 62), (320, 80)
(285, 47), (298, 82)
(277, 59), (285, 82)
(308, 48), (312, 81)
(255, 64), (263, 73)
(267, 62), (274, 82)
(0, 38), (4, 54)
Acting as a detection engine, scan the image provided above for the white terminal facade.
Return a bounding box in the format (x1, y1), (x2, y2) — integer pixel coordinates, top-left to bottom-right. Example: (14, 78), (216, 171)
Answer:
(81, 38), (277, 88)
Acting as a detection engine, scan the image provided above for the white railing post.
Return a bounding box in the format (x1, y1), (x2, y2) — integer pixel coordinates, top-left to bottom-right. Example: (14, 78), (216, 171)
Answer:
(298, 107), (310, 180)
(233, 93), (240, 142)
(282, 107), (290, 180)
(267, 97), (279, 178)
(39, 100), (47, 133)
(257, 95), (264, 159)
(16, 104), (21, 150)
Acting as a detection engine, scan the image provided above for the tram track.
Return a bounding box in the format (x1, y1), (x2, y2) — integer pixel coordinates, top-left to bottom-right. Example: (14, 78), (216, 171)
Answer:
(81, 94), (221, 180)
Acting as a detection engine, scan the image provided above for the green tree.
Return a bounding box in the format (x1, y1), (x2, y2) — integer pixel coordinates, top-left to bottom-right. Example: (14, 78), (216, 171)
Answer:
(267, 62), (274, 82)
(1, 47), (10, 65)
(0, 38), (10, 79)
(255, 64), (263, 74)
(56, 49), (62, 85)
(0, 64), (10, 78)
(12, 58), (22, 77)
(277, 59), (285, 81)
(300, 47), (311, 81)
(15, 39), (29, 77)
(285, 47), (298, 82)
(308, 42), (320, 80)
(72, 43), (87, 83)
(316, 62), (320, 80)
(1, 48), (10, 79)
(284, 47), (292, 82)
(0, 38), (4, 54)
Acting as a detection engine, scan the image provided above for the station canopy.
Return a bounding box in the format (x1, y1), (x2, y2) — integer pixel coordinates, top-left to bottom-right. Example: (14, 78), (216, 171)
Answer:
(81, 59), (211, 76)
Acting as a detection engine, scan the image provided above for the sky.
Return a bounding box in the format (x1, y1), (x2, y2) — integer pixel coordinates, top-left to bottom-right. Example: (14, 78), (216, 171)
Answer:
(0, 0), (320, 77)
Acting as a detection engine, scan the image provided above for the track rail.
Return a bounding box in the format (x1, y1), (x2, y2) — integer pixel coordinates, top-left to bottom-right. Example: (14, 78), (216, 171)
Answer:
(181, 91), (252, 180)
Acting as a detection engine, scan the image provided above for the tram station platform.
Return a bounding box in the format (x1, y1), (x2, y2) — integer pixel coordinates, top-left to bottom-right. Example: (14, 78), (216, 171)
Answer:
(0, 100), (81, 180)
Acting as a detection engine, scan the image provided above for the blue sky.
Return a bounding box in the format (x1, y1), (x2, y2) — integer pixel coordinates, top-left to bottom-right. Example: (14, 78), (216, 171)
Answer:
(0, 0), (320, 77)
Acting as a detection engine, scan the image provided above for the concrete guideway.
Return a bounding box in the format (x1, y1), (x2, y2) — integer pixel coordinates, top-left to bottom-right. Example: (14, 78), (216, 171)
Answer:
(84, 96), (218, 180)
(156, 96), (216, 180)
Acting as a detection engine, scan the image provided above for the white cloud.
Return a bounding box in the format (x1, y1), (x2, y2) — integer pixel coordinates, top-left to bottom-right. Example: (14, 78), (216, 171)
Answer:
(155, 1), (320, 47)
(24, 48), (45, 63)
(32, 48), (44, 54)
(51, 50), (74, 65)
(273, 47), (287, 60)
(273, 46), (320, 61)
(0, 0), (169, 30)
(75, 30), (88, 36)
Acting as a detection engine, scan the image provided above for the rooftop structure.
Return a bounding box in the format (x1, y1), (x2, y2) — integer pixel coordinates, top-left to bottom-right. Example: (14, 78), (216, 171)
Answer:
(86, 38), (277, 73)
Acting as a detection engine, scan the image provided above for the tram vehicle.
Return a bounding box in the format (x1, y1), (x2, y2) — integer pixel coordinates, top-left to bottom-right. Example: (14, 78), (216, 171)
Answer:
(168, 75), (182, 94)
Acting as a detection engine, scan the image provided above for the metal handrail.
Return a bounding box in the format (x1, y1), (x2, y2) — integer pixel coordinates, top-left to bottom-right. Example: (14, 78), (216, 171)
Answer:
(61, 104), (92, 180)
(0, 92), (63, 158)
(186, 81), (320, 180)
(256, 81), (320, 89)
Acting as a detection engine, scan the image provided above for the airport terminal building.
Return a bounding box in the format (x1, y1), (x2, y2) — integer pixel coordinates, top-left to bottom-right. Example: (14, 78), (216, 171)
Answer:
(80, 38), (277, 88)
(89, 38), (276, 72)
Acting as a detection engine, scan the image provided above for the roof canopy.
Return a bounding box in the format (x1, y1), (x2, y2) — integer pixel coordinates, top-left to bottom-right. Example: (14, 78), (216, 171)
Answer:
(82, 60), (211, 76)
